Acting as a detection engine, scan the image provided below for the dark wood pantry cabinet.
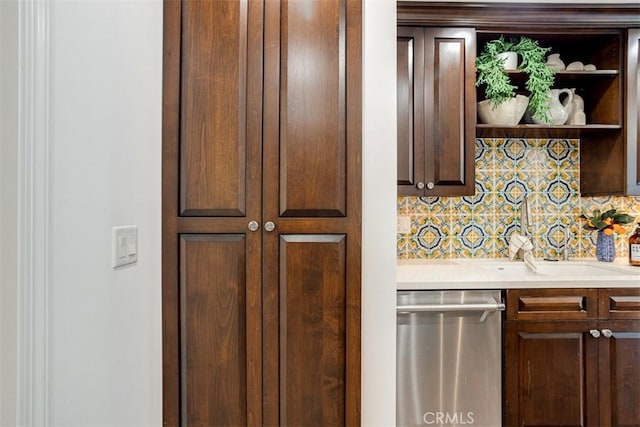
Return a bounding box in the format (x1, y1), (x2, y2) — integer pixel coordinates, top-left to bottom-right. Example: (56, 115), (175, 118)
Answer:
(162, 0), (362, 425)
(504, 288), (640, 427)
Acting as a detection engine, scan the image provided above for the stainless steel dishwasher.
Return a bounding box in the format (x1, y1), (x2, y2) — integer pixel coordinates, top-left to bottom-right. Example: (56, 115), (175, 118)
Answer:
(397, 290), (505, 427)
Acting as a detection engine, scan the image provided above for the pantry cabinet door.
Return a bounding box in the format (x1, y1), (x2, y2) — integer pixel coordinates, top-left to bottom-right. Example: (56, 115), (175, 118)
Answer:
(162, 0), (264, 425)
(263, 235), (349, 426)
(262, 0), (362, 425)
(178, 0), (263, 218)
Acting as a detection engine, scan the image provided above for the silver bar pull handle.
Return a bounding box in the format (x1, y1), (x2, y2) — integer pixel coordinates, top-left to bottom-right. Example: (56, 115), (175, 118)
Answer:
(397, 302), (506, 313)
(397, 300), (505, 322)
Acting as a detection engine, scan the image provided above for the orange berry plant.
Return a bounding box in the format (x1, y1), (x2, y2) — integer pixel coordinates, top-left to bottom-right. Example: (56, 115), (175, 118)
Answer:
(580, 208), (635, 236)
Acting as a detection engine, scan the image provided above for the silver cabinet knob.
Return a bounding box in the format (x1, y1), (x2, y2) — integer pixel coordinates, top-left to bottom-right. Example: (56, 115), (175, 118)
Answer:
(248, 220), (260, 232)
(426, 181), (435, 190)
(416, 182), (425, 190)
(589, 329), (600, 338)
(602, 329), (613, 338)
(264, 221), (276, 232)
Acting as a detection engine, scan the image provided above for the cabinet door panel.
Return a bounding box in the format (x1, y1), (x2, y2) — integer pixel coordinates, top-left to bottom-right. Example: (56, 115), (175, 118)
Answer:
(264, 235), (348, 426)
(180, 0), (261, 216)
(627, 29), (640, 195)
(424, 28), (475, 196)
(265, 0), (348, 217)
(397, 27), (425, 196)
(178, 234), (259, 426)
(598, 320), (640, 427)
(504, 321), (599, 427)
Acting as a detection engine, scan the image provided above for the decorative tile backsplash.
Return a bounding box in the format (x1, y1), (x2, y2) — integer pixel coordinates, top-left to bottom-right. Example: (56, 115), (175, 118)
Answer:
(397, 138), (640, 260)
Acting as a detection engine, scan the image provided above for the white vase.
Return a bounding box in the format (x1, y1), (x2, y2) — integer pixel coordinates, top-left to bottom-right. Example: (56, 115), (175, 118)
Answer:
(566, 88), (586, 125)
(497, 51), (518, 70)
(477, 95), (529, 126)
(546, 53), (565, 71)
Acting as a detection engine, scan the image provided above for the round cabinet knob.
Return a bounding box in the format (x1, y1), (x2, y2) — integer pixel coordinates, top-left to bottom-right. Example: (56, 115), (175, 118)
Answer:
(589, 329), (601, 338)
(248, 220), (260, 232)
(426, 181), (435, 190)
(602, 329), (613, 338)
(264, 221), (276, 232)
(416, 182), (425, 190)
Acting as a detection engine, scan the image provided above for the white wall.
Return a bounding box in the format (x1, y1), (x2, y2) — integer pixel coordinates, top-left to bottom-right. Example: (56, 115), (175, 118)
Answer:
(0, 1), (19, 425)
(362, 0), (398, 426)
(46, 1), (162, 425)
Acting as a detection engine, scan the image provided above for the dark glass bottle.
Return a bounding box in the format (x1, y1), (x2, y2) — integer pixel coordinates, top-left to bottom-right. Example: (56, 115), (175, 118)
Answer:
(629, 225), (640, 266)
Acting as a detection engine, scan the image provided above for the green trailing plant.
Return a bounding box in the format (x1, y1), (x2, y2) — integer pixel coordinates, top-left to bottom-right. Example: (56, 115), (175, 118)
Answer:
(476, 36), (556, 123)
(475, 36), (518, 106)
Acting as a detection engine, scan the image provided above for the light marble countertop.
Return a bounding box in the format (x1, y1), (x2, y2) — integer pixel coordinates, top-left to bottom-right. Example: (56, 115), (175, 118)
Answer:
(397, 258), (640, 290)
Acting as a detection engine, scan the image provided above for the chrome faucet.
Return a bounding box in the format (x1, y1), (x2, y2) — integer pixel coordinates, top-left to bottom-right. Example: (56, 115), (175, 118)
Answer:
(562, 227), (570, 261)
(520, 195), (531, 238)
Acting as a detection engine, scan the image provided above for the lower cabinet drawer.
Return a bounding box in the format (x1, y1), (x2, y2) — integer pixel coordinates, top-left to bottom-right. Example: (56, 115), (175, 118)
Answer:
(598, 288), (640, 320)
(506, 289), (598, 321)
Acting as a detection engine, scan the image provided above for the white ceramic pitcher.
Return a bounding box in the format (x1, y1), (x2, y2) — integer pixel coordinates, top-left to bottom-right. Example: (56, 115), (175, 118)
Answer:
(532, 89), (574, 125)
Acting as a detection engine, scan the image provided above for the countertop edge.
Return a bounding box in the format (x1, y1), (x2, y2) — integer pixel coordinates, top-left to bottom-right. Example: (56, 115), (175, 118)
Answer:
(397, 258), (640, 290)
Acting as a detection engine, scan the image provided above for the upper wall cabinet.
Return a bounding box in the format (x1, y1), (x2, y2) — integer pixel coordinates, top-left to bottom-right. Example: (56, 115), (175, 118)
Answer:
(397, 27), (476, 197)
(398, 2), (640, 197)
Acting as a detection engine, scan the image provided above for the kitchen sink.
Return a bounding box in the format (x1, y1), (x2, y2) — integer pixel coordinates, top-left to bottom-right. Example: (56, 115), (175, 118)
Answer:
(474, 261), (631, 277)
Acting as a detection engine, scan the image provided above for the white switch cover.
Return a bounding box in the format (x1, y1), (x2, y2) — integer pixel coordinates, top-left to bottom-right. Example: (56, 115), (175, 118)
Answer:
(397, 215), (411, 234)
(112, 225), (138, 268)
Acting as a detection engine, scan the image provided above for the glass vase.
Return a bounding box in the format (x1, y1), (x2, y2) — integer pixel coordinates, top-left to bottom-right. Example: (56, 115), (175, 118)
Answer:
(596, 230), (615, 262)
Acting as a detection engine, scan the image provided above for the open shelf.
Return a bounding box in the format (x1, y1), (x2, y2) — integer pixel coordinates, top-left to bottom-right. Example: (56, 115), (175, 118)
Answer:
(476, 124), (621, 138)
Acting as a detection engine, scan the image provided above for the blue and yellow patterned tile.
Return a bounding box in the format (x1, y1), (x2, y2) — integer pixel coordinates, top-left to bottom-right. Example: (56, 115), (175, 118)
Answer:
(494, 214), (520, 238)
(415, 223), (450, 259)
(397, 196), (412, 214)
(546, 139), (572, 162)
(526, 138), (548, 149)
(495, 188), (528, 214)
(524, 147), (547, 171)
(476, 169), (494, 192)
(475, 138), (494, 169)
(558, 147), (579, 170)
(545, 179), (573, 205)
(494, 190), (519, 215)
(404, 237), (431, 259)
(580, 196), (615, 214)
(432, 196), (456, 216)
(397, 234), (414, 259)
(490, 138), (507, 149)
(411, 197), (435, 216)
(494, 234), (511, 258)
(401, 197), (422, 215)
(499, 138), (529, 169)
(452, 224), (490, 258)
(544, 222), (568, 255)
(556, 193), (580, 216)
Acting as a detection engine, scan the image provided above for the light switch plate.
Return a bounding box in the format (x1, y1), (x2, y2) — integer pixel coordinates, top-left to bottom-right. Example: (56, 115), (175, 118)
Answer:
(112, 225), (138, 268)
(397, 215), (411, 234)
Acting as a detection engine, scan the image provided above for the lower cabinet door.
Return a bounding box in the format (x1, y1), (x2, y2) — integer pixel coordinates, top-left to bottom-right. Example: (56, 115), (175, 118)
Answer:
(504, 320), (600, 427)
(262, 234), (358, 427)
(598, 319), (640, 427)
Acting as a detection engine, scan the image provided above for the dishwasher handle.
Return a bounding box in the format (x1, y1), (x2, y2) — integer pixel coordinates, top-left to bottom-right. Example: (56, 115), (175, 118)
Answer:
(397, 300), (505, 322)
